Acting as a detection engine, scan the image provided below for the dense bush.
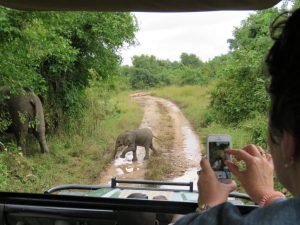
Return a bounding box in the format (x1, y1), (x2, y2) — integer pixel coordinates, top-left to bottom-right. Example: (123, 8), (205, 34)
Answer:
(121, 53), (220, 89)
(209, 9), (281, 130)
(242, 114), (268, 148)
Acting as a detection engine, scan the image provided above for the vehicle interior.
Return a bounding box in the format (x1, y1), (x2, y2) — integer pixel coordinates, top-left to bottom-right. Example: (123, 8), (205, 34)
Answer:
(0, 0), (284, 224)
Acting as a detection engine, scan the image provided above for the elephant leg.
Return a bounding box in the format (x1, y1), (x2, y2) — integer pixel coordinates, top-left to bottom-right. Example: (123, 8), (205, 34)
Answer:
(120, 147), (130, 158)
(33, 130), (49, 153)
(150, 143), (158, 155)
(132, 146), (138, 161)
(120, 145), (137, 161)
(144, 146), (150, 160)
(15, 124), (28, 155)
(120, 150), (127, 158)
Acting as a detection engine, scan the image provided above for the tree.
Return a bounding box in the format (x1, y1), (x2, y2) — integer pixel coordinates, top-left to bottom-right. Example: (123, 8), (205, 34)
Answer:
(180, 53), (203, 68)
(0, 9), (138, 131)
(210, 8), (281, 125)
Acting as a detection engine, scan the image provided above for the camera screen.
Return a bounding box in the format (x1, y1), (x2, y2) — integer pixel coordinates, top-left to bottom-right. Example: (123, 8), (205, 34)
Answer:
(209, 141), (230, 179)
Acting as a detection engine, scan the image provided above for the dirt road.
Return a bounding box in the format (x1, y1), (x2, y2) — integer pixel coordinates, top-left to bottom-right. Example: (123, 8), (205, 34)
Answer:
(97, 93), (202, 187)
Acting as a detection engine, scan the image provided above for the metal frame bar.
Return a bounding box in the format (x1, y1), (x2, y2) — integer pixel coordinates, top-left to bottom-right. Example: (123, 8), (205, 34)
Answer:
(111, 177), (194, 192)
(45, 177), (194, 194)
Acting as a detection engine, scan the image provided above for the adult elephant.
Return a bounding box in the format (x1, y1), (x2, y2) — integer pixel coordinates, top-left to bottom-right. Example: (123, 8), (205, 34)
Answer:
(0, 87), (49, 155)
(114, 128), (158, 161)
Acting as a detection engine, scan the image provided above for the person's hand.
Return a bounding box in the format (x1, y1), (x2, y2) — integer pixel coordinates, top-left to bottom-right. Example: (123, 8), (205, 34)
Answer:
(225, 145), (274, 204)
(198, 156), (237, 207)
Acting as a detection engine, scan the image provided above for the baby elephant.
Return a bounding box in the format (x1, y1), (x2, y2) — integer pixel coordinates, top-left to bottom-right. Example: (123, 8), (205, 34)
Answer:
(114, 128), (158, 161)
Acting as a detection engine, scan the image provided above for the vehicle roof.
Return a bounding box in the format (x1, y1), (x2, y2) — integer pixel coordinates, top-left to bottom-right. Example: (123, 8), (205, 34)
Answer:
(0, 0), (282, 12)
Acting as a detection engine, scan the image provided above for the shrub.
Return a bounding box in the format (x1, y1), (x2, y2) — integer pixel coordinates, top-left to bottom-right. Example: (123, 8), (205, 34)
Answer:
(242, 113), (268, 148)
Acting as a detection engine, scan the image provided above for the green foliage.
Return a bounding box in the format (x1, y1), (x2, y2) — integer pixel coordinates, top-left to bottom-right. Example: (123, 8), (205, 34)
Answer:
(201, 110), (215, 127)
(209, 9), (281, 128)
(180, 53), (203, 68)
(0, 165), (8, 189)
(128, 55), (173, 88)
(210, 52), (270, 125)
(18, 112), (26, 124)
(0, 8), (138, 134)
(0, 151), (33, 191)
(0, 111), (10, 133)
(121, 53), (215, 89)
(179, 67), (205, 85)
(241, 114), (268, 148)
(293, 0), (300, 9)
(130, 68), (160, 89)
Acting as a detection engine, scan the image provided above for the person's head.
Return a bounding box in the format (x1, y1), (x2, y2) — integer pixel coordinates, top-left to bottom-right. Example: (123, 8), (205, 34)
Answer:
(266, 7), (300, 195)
(116, 193), (158, 225)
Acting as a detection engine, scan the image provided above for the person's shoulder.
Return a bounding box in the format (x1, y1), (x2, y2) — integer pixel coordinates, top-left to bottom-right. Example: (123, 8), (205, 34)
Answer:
(244, 197), (300, 224)
(174, 199), (300, 225)
(174, 202), (243, 225)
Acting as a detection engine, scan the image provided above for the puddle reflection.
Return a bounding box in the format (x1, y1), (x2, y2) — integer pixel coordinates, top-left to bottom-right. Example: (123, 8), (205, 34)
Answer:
(113, 147), (145, 176)
(182, 126), (201, 163)
(164, 101), (181, 113)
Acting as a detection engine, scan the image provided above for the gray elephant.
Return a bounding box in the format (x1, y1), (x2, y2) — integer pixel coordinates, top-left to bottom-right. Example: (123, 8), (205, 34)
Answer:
(114, 128), (158, 161)
(0, 87), (49, 155)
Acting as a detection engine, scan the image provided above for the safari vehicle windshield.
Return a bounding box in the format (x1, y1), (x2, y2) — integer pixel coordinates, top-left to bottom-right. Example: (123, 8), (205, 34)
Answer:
(0, 0), (296, 224)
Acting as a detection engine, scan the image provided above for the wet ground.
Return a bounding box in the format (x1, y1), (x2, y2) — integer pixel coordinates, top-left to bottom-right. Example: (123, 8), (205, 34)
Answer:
(97, 93), (202, 189)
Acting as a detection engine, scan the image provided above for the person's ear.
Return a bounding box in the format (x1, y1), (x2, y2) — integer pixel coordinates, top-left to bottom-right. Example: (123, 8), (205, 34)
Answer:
(281, 132), (296, 162)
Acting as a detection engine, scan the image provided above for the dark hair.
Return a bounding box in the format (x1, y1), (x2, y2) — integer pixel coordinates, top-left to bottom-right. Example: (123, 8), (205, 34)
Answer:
(266, 8), (300, 156)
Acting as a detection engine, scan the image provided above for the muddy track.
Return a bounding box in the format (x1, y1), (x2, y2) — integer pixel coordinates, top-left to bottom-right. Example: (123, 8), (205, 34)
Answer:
(97, 92), (202, 186)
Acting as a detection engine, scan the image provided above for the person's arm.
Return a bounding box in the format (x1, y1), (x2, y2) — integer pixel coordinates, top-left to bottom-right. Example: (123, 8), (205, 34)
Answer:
(258, 191), (286, 207)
